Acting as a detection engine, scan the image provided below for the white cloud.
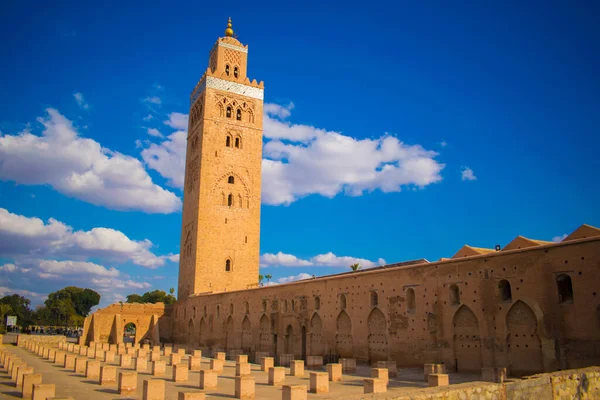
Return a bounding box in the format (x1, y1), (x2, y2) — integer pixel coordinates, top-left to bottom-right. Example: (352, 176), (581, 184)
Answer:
(552, 234), (568, 243)
(147, 128), (163, 138)
(439, 141), (448, 147)
(38, 259), (119, 277)
(143, 103), (444, 206)
(141, 130), (187, 188)
(0, 208), (177, 268)
(262, 104), (445, 205)
(163, 113), (189, 130)
(0, 263), (17, 272)
(461, 166), (477, 181)
(73, 92), (89, 110)
(0, 286), (44, 299)
(260, 251), (385, 269)
(263, 102), (294, 119)
(277, 273), (313, 284)
(142, 114), (154, 122)
(0, 108), (181, 213)
(143, 96), (162, 105)
(260, 252), (313, 267)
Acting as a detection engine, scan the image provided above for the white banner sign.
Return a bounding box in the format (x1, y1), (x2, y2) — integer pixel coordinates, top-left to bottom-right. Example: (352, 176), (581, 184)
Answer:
(6, 316), (17, 326)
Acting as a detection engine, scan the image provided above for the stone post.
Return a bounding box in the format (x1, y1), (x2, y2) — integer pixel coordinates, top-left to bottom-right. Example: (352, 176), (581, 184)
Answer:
(32, 384), (55, 400)
(210, 359), (224, 373)
(143, 379), (165, 400)
(268, 366), (286, 385)
(170, 353), (181, 366)
(118, 371), (138, 396)
(371, 368), (389, 384)
(339, 358), (356, 373)
(290, 360), (304, 377)
(236, 354), (248, 364)
(75, 357), (87, 374)
(100, 365), (117, 385)
(236, 362), (251, 376)
(86, 360), (101, 380)
(260, 357), (274, 372)
(364, 378), (386, 393)
(309, 372), (329, 394)
(173, 364), (189, 382)
(120, 354), (132, 368)
(22, 373), (42, 399)
(326, 363), (342, 382)
(427, 373), (449, 387)
(136, 356), (148, 372)
(306, 356), (323, 370)
(199, 369), (218, 389)
(178, 392), (206, 400)
(235, 375), (255, 399)
(189, 356), (201, 371)
(152, 360), (166, 376)
(282, 385), (308, 400)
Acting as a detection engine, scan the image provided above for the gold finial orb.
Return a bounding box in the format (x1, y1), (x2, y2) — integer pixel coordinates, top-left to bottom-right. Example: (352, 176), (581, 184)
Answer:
(225, 17), (234, 37)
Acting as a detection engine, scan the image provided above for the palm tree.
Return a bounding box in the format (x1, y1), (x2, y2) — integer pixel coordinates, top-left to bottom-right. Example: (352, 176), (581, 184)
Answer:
(349, 263), (362, 272)
(169, 288), (175, 295)
(265, 274), (272, 284)
(258, 274), (264, 286)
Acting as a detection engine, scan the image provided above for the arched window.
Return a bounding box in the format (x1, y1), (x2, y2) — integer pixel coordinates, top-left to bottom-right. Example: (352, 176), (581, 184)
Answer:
(498, 280), (512, 302)
(406, 288), (416, 313)
(283, 301), (288, 313)
(229, 303), (234, 314)
(225, 259), (231, 271)
(216, 305), (220, 318)
(340, 294), (347, 310)
(314, 296), (320, 310)
(228, 176), (234, 184)
(234, 66), (239, 78)
(291, 300), (295, 312)
(236, 109), (242, 121)
(235, 137), (240, 148)
(238, 194), (242, 208)
(226, 106), (232, 118)
(557, 274), (574, 304)
(226, 136), (231, 147)
(370, 291), (378, 307)
(225, 64), (230, 76)
(193, 306), (196, 319)
(244, 301), (249, 314)
(262, 300), (267, 312)
(203, 306), (207, 317)
(227, 194), (233, 207)
(449, 284), (460, 305)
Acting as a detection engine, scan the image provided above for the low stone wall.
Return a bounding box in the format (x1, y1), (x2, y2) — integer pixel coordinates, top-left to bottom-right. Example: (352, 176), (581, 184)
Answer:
(16, 335), (68, 346)
(389, 366), (600, 400)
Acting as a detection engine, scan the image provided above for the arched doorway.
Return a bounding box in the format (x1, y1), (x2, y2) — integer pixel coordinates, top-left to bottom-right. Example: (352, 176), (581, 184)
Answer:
(241, 316), (252, 352)
(259, 315), (274, 354)
(188, 319), (194, 345)
(453, 305), (482, 372)
(507, 300), (543, 375)
(284, 325), (294, 355)
(336, 311), (353, 357)
(301, 326), (307, 359)
(199, 318), (207, 346)
(367, 308), (388, 362)
(226, 316), (235, 350)
(310, 313), (324, 355)
(123, 322), (136, 344)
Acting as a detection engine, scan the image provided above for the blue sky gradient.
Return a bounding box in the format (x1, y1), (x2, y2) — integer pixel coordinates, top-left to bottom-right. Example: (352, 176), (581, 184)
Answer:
(1, 1), (599, 307)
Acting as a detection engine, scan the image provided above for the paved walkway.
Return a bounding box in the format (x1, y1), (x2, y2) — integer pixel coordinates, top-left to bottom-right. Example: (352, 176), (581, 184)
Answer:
(0, 345), (482, 399)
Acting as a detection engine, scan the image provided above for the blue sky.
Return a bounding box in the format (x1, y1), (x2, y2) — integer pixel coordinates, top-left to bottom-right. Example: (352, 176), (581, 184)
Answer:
(1, 1), (599, 307)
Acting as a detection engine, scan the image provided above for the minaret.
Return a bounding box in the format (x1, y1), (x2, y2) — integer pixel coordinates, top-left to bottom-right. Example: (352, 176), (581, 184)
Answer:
(178, 18), (264, 298)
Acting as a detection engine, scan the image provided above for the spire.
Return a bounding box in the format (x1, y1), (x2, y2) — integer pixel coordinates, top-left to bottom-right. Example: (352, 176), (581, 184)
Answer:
(225, 17), (234, 37)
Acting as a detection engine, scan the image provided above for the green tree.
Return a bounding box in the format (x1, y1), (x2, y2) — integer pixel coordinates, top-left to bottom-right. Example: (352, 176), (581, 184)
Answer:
(258, 274), (264, 286)
(0, 294), (33, 329)
(126, 294), (144, 303)
(125, 290), (176, 305)
(169, 288), (175, 295)
(349, 263), (362, 272)
(265, 274), (272, 284)
(45, 287), (101, 317)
